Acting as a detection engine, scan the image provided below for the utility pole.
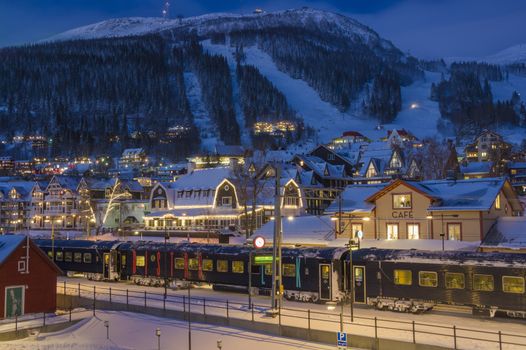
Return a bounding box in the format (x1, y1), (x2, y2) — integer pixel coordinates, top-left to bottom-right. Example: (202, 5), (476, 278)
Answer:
(271, 165), (282, 312)
(164, 228), (169, 299)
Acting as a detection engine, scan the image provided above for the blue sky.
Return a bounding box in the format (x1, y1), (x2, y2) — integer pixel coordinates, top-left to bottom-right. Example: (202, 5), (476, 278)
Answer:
(0, 0), (525, 58)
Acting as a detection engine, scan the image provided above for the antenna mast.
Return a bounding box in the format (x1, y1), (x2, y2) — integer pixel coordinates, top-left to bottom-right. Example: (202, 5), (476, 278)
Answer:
(162, 1), (170, 19)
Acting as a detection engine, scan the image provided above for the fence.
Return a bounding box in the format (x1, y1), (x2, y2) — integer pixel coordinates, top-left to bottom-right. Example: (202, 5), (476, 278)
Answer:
(52, 281), (526, 350)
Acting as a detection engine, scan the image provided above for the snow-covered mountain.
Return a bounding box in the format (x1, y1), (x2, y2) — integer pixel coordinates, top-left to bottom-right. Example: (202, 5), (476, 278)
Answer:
(49, 8), (398, 53)
(484, 44), (526, 65)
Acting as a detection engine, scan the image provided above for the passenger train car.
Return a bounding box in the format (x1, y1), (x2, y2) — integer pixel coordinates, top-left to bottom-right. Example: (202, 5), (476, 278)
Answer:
(34, 239), (526, 318)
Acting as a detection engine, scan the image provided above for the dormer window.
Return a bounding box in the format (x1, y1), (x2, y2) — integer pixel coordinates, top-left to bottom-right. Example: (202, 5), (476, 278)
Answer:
(390, 152), (402, 168)
(365, 162), (377, 178)
(393, 194), (412, 209)
(221, 196), (232, 206)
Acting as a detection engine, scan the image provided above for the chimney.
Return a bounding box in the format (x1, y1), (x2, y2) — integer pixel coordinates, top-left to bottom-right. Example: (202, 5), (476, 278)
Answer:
(186, 161), (196, 174)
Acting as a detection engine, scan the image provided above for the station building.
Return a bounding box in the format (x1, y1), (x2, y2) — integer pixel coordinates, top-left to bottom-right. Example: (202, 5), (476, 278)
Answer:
(326, 178), (522, 242)
(0, 235), (61, 319)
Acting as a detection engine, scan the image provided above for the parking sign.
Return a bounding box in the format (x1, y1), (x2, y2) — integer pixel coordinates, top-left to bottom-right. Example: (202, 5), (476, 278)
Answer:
(337, 332), (347, 347)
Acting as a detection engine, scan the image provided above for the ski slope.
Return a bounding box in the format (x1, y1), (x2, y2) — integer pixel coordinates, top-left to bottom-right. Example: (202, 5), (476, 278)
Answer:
(204, 41), (444, 143)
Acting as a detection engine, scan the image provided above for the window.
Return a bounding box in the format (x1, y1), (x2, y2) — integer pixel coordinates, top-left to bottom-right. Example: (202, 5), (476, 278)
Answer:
(407, 224), (419, 240)
(390, 152), (402, 168)
(136, 256), (145, 267)
(264, 264), (272, 275)
(503, 276), (525, 294)
(473, 274), (494, 292)
(188, 258), (198, 270)
(419, 271), (438, 287)
(83, 253), (92, 264)
(174, 258), (184, 270)
(365, 162), (377, 178)
(202, 259), (213, 271)
(445, 272), (465, 289)
(185, 191), (192, 198)
(55, 251), (64, 262)
(328, 153), (335, 160)
(387, 224), (399, 240)
(217, 260), (228, 273)
(65, 252), (72, 262)
(283, 264), (296, 277)
(18, 260), (26, 272)
(47, 251), (53, 259)
(394, 270), (412, 285)
(447, 224), (462, 241)
(393, 194), (412, 209)
(221, 196), (232, 206)
(232, 261), (244, 273)
(74, 252), (82, 263)
(351, 223), (363, 238)
(495, 194), (501, 210)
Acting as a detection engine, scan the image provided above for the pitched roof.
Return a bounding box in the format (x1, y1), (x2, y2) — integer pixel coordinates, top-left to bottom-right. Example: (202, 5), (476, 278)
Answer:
(0, 235), (25, 265)
(325, 183), (387, 214)
(460, 161), (493, 174)
(481, 217), (526, 249)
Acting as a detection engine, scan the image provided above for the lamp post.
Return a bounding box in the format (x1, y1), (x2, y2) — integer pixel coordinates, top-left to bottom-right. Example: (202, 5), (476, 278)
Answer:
(270, 165), (282, 313)
(188, 284), (192, 350)
(164, 228), (169, 299)
(45, 217), (63, 259)
(104, 320), (109, 339)
(426, 214), (459, 251)
(156, 328), (161, 350)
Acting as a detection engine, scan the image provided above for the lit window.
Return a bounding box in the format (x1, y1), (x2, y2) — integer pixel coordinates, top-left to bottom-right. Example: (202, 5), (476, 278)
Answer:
(445, 273), (465, 289)
(188, 258), (198, 270)
(217, 260), (228, 273)
(495, 194), (501, 210)
(394, 270), (412, 285)
(365, 162), (377, 178)
(481, 152), (488, 158)
(232, 261), (244, 273)
(282, 264), (296, 277)
(221, 196), (232, 206)
(503, 276), (525, 294)
(264, 264), (272, 275)
(447, 224), (461, 240)
(74, 252), (82, 263)
(65, 252), (72, 262)
(407, 224), (419, 240)
(83, 253), (92, 264)
(393, 194), (412, 209)
(387, 224), (399, 240)
(473, 274), (494, 292)
(351, 224), (363, 238)
(47, 251), (53, 259)
(418, 271), (437, 287)
(136, 256), (145, 267)
(55, 251), (63, 262)
(174, 258), (184, 270)
(202, 259), (213, 271)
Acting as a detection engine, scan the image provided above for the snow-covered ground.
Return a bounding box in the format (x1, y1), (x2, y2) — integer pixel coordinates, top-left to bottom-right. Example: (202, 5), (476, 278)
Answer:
(0, 310), (347, 350)
(55, 278), (526, 350)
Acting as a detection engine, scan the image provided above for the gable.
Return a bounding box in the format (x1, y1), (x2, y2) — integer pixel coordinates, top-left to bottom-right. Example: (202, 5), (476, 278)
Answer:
(214, 179), (238, 208)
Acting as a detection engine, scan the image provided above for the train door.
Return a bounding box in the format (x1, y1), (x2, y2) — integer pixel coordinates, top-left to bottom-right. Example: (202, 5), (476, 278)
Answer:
(103, 253), (110, 279)
(319, 264), (332, 301)
(353, 266), (366, 303)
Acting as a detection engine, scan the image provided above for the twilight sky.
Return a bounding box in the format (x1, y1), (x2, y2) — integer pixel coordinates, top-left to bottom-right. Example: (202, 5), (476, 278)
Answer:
(0, 0), (525, 59)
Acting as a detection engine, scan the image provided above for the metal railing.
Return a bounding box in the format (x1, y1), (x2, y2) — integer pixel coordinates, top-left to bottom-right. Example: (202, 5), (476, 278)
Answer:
(54, 281), (526, 350)
(0, 308), (89, 335)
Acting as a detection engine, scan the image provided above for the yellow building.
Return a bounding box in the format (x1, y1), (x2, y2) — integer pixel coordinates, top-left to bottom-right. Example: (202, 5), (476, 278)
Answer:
(326, 178), (522, 242)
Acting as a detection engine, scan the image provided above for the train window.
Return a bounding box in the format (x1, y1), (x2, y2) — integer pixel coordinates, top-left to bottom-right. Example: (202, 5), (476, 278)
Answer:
(473, 274), (494, 292)
(74, 252), (82, 263)
(232, 261), (244, 273)
(55, 251), (63, 262)
(217, 260), (228, 273)
(418, 271), (437, 287)
(121, 255), (126, 266)
(136, 256), (145, 267)
(445, 273), (465, 289)
(65, 252), (72, 262)
(188, 258), (199, 270)
(283, 264), (296, 277)
(150, 255), (156, 263)
(47, 251), (53, 259)
(83, 253), (92, 264)
(264, 264), (272, 276)
(202, 259), (213, 271)
(503, 276), (525, 294)
(394, 270), (412, 285)
(174, 258), (184, 270)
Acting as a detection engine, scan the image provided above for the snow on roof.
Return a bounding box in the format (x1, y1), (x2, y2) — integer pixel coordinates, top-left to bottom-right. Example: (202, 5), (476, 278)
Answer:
(508, 162), (526, 169)
(146, 206), (240, 218)
(52, 175), (83, 191)
(460, 161), (493, 174)
(413, 178), (505, 211)
(214, 145), (245, 156)
(0, 235), (25, 265)
(325, 183), (387, 214)
(252, 215), (334, 246)
(345, 239), (480, 251)
(122, 148), (144, 156)
(173, 167), (232, 191)
(482, 217), (526, 249)
(342, 131), (365, 137)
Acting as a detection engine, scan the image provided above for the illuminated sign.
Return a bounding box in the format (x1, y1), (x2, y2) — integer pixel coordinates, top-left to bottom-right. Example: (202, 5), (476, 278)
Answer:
(253, 236), (266, 249)
(253, 255), (278, 264)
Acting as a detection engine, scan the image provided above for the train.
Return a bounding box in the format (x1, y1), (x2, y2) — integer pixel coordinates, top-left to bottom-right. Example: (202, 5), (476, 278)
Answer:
(34, 239), (526, 318)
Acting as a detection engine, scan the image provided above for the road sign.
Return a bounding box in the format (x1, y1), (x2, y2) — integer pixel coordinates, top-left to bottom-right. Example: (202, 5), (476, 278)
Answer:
(337, 332), (347, 347)
(253, 236), (265, 249)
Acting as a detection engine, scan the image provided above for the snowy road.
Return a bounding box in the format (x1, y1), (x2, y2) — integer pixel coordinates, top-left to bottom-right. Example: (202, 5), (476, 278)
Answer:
(56, 278), (526, 350)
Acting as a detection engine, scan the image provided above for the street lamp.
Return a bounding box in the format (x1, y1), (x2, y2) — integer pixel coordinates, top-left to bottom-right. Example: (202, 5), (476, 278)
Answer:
(426, 214), (459, 251)
(104, 320), (109, 339)
(156, 328), (161, 350)
(45, 217), (63, 259)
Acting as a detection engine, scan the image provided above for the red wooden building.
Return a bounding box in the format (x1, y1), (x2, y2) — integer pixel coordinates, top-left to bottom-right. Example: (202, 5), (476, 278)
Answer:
(0, 235), (61, 319)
